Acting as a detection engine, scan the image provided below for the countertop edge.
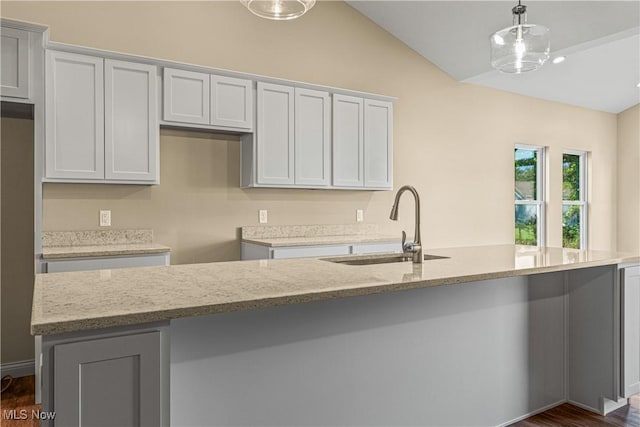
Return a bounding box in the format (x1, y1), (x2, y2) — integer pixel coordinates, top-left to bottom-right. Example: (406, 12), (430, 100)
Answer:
(42, 245), (171, 260)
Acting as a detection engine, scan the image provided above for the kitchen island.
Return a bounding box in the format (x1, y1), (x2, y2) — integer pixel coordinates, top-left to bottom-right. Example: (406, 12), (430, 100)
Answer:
(32, 245), (639, 426)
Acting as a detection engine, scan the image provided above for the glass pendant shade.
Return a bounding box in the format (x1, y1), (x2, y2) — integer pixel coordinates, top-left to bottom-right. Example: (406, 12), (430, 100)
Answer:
(241, 0), (316, 20)
(490, 3), (550, 74)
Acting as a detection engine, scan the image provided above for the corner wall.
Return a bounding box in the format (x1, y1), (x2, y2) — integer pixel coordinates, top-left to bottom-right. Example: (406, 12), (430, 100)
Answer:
(617, 104), (640, 254)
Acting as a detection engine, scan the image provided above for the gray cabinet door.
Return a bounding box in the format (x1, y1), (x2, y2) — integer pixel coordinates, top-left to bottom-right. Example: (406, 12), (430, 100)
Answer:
(623, 265), (640, 397)
(45, 51), (104, 180)
(105, 60), (158, 182)
(256, 82), (294, 185)
(210, 74), (253, 130)
(1, 27), (30, 98)
(294, 88), (330, 186)
(364, 99), (393, 189)
(54, 331), (161, 427)
(163, 68), (210, 125)
(332, 94), (363, 187)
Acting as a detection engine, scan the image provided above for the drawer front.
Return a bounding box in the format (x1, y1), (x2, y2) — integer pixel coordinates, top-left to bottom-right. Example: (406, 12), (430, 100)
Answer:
(45, 253), (169, 273)
(351, 242), (402, 255)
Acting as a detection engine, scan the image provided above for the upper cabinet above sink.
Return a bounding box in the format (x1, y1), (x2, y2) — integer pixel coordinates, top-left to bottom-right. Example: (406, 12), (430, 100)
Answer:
(162, 68), (253, 132)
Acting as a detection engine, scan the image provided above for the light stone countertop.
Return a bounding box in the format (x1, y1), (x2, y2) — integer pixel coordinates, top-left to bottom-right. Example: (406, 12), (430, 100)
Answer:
(240, 223), (399, 247)
(31, 245), (639, 336)
(41, 229), (170, 259)
(42, 243), (171, 260)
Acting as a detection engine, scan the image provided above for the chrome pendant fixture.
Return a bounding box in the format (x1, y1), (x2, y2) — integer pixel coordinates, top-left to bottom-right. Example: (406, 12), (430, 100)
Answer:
(490, 1), (550, 74)
(241, 0), (316, 20)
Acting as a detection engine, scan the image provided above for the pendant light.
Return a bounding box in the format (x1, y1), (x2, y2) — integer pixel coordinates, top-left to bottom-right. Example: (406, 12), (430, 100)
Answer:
(241, 0), (316, 20)
(490, 1), (550, 74)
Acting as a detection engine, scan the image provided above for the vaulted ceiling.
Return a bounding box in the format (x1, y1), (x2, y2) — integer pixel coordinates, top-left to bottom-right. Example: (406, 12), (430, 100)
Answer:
(347, 1), (640, 113)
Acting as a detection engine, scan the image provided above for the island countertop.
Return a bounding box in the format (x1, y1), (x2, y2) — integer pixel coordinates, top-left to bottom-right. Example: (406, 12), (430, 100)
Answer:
(31, 245), (639, 336)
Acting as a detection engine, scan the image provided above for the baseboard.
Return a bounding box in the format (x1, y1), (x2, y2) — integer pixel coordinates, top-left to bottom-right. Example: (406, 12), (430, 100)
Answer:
(567, 399), (600, 414)
(601, 396), (628, 415)
(497, 400), (566, 427)
(0, 359), (35, 378)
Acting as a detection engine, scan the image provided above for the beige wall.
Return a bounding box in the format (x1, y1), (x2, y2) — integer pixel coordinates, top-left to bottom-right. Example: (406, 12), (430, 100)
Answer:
(617, 104), (640, 254)
(1, 117), (35, 363)
(1, 2), (622, 258)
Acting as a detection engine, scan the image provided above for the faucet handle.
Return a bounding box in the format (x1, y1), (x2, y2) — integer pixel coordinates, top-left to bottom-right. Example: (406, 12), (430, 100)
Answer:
(401, 230), (406, 249)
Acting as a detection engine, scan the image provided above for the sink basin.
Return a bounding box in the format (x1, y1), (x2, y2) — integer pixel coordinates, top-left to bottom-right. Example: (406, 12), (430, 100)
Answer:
(322, 253), (450, 266)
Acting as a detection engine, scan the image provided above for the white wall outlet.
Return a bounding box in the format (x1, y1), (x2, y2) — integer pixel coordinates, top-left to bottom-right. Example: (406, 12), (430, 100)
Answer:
(99, 210), (111, 227)
(259, 210), (268, 224)
(356, 209), (364, 222)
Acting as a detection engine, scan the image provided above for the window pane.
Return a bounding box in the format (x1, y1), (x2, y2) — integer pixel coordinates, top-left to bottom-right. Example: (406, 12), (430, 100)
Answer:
(515, 204), (538, 245)
(563, 205), (581, 249)
(515, 148), (538, 200)
(563, 154), (580, 201)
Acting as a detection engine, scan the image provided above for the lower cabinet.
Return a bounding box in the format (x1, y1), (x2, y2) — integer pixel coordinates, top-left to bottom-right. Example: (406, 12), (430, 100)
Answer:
(241, 240), (401, 260)
(38, 323), (169, 427)
(622, 265), (640, 397)
(43, 252), (170, 273)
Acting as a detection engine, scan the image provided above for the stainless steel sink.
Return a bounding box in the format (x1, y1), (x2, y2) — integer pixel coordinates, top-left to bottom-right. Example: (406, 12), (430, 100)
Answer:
(322, 253), (450, 266)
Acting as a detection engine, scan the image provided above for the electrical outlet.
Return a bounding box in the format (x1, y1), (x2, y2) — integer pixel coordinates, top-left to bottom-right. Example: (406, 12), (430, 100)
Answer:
(99, 210), (111, 227)
(259, 210), (268, 224)
(356, 209), (364, 222)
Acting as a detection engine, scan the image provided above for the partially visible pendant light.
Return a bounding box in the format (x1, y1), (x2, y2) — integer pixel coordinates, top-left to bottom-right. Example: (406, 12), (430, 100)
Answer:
(490, 0), (550, 74)
(241, 0), (316, 20)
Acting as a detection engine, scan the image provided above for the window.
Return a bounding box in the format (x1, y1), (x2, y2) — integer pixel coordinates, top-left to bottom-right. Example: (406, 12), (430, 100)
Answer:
(515, 145), (545, 246)
(562, 150), (587, 249)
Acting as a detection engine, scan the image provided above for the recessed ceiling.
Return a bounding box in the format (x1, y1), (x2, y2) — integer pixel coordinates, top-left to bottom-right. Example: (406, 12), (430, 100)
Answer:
(347, 1), (640, 113)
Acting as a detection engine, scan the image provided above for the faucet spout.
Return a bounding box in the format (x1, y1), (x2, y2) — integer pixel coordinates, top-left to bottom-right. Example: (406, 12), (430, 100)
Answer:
(389, 185), (423, 263)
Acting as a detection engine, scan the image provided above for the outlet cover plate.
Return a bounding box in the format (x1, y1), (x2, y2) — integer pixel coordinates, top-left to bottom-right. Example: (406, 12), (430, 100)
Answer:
(100, 210), (111, 227)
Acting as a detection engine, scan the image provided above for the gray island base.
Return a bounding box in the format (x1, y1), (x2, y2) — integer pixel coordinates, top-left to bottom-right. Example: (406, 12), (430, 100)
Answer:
(32, 245), (640, 426)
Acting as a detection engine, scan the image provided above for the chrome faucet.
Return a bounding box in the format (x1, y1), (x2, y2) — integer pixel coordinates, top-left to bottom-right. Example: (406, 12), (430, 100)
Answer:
(389, 185), (423, 264)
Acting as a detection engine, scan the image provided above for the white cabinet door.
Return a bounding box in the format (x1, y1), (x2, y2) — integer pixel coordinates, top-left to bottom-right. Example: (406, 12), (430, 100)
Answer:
(105, 60), (158, 182)
(623, 265), (640, 397)
(211, 75), (253, 130)
(1, 27), (30, 98)
(45, 51), (104, 180)
(332, 94), (364, 187)
(364, 99), (393, 189)
(54, 332), (161, 427)
(163, 68), (209, 125)
(295, 88), (330, 186)
(256, 82), (294, 185)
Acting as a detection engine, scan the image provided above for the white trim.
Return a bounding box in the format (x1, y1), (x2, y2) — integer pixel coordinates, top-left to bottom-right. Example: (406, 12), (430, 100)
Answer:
(601, 397), (629, 415)
(496, 400), (566, 427)
(1, 359), (35, 378)
(0, 18), (47, 33)
(45, 41), (395, 103)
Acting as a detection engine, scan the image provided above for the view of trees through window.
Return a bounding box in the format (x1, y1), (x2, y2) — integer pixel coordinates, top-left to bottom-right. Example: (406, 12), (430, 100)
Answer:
(562, 153), (585, 249)
(515, 147), (540, 246)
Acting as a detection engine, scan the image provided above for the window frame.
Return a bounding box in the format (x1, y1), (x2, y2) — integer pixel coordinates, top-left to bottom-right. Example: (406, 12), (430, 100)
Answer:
(514, 144), (546, 247)
(562, 149), (588, 250)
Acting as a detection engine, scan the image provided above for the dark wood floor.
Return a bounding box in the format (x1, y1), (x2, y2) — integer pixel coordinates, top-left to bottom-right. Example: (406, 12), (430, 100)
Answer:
(509, 395), (639, 427)
(1, 375), (40, 427)
(1, 375), (639, 426)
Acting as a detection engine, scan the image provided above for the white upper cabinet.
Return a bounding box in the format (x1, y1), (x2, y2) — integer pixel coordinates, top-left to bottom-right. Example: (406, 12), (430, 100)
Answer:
(294, 87), (330, 186)
(332, 95), (393, 189)
(46, 51), (105, 180)
(210, 75), (252, 130)
(256, 82), (294, 185)
(1, 27), (30, 99)
(364, 99), (393, 189)
(163, 67), (253, 132)
(332, 94), (364, 188)
(163, 68), (210, 125)
(45, 50), (158, 183)
(105, 60), (158, 181)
